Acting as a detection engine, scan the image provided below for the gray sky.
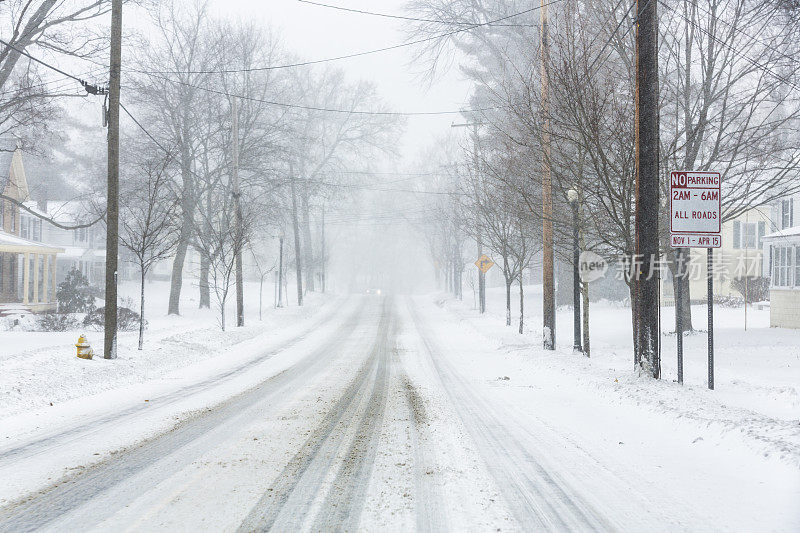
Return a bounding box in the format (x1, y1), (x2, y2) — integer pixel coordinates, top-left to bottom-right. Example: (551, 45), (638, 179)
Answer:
(208, 0), (474, 164)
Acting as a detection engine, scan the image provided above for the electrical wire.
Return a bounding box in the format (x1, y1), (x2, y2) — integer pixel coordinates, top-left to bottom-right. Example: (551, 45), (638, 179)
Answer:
(0, 38), (106, 94)
(132, 1), (564, 76)
(126, 73), (499, 116)
(296, 0), (535, 27)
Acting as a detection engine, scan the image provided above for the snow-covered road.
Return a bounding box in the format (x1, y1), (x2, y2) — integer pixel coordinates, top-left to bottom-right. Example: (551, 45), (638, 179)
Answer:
(0, 295), (797, 531)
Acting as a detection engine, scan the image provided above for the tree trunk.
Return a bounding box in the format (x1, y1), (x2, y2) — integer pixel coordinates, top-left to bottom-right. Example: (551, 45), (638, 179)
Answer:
(138, 267), (145, 351)
(168, 237), (189, 315)
(199, 254), (210, 309)
(167, 144), (195, 316)
(0, 1), (58, 89)
(220, 300), (226, 331)
(519, 275), (524, 334)
(505, 277), (512, 326)
(301, 194), (315, 293)
(668, 248), (693, 331)
(290, 176), (303, 306)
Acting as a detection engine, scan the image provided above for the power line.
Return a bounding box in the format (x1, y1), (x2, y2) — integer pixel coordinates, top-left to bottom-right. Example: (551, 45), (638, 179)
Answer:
(120, 101), (465, 197)
(284, 176), (466, 196)
(296, 0), (535, 27)
(585, 0), (640, 75)
(0, 38), (488, 116)
(0, 39), (107, 95)
(133, 1), (564, 76)
(127, 73), (499, 116)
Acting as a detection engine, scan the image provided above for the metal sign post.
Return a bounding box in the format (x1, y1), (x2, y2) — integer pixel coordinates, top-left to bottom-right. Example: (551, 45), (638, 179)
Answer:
(707, 249), (714, 390)
(669, 171), (721, 388)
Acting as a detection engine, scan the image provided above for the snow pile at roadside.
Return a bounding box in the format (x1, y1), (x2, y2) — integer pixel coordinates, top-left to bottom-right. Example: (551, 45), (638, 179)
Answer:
(431, 288), (800, 469)
(0, 280), (334, 420)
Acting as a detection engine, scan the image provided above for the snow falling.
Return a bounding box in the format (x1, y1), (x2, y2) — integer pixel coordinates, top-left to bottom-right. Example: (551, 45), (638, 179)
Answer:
(0, 1), (798, 531)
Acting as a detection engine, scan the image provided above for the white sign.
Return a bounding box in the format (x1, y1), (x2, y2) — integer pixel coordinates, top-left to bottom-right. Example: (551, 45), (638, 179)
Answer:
(579, 251), (608, 283)
(670, 234), (721, 248)
(670, 170), (721, 248)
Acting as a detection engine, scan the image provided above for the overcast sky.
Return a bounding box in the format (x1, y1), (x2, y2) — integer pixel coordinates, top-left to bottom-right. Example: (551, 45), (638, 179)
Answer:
(207, 0), (474, 165)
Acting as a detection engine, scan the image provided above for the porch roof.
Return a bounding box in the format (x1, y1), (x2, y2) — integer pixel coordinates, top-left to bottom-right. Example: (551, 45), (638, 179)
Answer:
(0, 231), (64, 254)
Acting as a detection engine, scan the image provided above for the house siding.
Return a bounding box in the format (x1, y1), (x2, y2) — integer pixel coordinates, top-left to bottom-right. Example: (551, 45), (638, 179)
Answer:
(770, 289), (800, 328)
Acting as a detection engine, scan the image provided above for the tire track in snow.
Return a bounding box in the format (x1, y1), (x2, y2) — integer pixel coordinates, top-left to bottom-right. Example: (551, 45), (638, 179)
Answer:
(0, 300), (367, 533)
(407, 298), (617, 532)
(237, 297), (395, 532)
(0, 297), (353, 467)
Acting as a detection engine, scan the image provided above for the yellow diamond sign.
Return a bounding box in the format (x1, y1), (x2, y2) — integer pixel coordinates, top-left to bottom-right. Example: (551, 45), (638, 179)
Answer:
(475, 254), (495, 273)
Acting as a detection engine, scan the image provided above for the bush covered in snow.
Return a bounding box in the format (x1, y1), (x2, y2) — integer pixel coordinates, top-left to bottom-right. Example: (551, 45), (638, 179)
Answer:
(57, 269), (97, 313)
(83, 306), (144, 332)
(731, 276), (770, 303)
(35, 312), (80, 332)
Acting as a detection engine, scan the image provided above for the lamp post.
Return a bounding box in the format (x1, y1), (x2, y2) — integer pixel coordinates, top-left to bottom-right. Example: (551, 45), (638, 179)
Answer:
(567, 188), (582, 352)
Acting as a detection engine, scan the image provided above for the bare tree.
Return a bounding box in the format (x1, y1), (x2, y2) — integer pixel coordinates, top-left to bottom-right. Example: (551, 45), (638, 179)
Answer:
(119, 150), (179, 349)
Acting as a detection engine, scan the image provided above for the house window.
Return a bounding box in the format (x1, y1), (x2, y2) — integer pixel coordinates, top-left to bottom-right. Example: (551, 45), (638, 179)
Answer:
(733, 221), (765, 249)
(773, 246), (793, 287)
(796, 248), (800, 287)
(20, 217), (27, 239)
(32, 219), (41, 241)
(781, 198), (794, 229)
(743, 223), (757, 249)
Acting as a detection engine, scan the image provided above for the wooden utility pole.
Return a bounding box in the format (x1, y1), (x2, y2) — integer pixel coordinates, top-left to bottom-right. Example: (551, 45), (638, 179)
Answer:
(232, 97), (244, 327)
(290, 168), (303, 306)
(541, 0), (555, 350)
(452, 121), (485, 312)
(104, 0), (122, 360)
(472, 123), (485, 313)
(634, 0), (661, 377)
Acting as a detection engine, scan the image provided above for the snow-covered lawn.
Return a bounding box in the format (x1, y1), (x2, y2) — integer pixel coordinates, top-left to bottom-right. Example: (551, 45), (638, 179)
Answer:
(447, 285), (800, 465)
(0, 279), (330, 419)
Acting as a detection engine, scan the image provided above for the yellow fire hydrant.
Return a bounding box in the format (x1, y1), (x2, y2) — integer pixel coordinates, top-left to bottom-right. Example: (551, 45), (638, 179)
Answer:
(75, 334), (93, 360)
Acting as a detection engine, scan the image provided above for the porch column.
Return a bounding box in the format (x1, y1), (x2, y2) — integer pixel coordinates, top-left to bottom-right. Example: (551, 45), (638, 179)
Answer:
(42, 255), (49, 304)
(32, 253), (39, 304)
(52, 255), (57, 307)
(22, 252), (29, 305)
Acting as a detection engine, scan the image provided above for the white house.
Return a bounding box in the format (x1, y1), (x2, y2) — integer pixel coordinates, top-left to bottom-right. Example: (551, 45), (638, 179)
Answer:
(20, 200), (109, 286)
(761, 194), (800, 328)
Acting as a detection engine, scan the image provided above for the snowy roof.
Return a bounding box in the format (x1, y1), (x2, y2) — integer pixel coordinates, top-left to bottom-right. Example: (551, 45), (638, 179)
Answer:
(0, 230), (64, 253)
(22, 200), (96, 226)
(761, 227), (800, 241)
(20, 201), (48, 219)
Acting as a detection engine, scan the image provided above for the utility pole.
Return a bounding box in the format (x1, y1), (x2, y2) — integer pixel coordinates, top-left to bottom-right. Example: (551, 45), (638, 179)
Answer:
(541, 0), (555, 350)
(232, 97), (244, 327)
(321, 205), (326, 293)
(451, 120), (485, 313)
(568, 189), (581, 352)
(277, 236), (284, 307)
(472, 123), (484, 313)
(290, 168), (303, 306)
(634, 0), (661, 377)
(104, 0), (122, 360)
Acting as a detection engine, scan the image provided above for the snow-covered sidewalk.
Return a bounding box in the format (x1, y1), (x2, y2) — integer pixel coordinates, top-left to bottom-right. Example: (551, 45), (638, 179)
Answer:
(0, 281), (337, 420)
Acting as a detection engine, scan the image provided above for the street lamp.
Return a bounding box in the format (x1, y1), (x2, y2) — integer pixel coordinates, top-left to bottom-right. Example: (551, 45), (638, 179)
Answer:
(567, 188), (582, 353)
